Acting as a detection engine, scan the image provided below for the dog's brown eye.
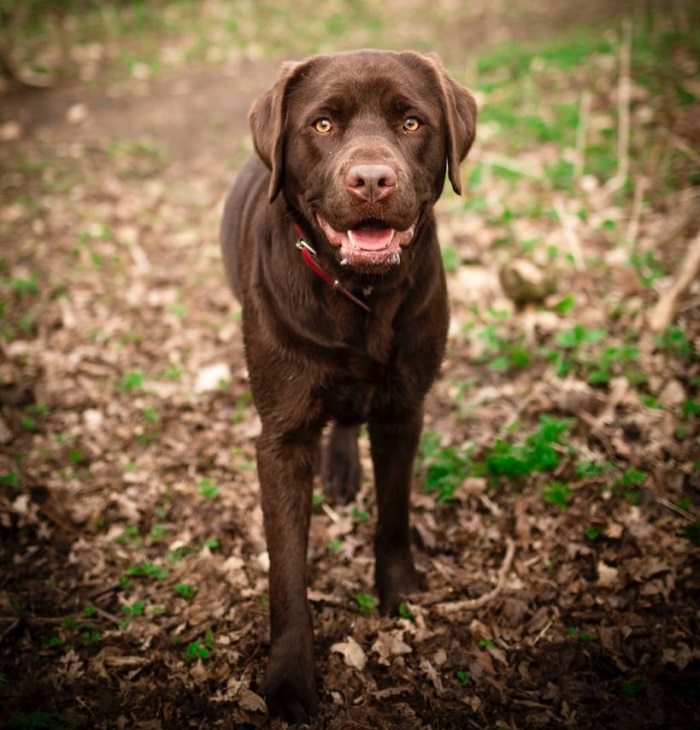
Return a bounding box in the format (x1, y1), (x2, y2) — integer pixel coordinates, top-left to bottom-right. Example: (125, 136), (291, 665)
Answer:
(314, 118), (333, 134)
(404, 117), (420, 132)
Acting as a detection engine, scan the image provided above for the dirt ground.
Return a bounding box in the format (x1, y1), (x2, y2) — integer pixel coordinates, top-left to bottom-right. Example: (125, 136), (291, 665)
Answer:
(1, 2), (699, 729)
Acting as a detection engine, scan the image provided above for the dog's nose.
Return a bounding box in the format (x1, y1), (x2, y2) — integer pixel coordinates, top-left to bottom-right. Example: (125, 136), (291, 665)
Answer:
(346, 164), (397, 202)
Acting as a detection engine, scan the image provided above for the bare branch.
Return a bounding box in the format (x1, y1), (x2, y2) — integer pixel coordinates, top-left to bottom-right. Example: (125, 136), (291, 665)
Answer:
(648, 230), (700, 332)
(435, 537), (516, 614)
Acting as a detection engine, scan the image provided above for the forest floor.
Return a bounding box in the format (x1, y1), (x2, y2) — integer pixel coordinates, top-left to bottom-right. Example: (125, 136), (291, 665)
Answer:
(1, 1), (699, 729)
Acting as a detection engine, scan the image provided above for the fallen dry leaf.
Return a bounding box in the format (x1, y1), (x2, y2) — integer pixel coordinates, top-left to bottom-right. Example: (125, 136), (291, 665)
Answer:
(331, 636), (367, 671)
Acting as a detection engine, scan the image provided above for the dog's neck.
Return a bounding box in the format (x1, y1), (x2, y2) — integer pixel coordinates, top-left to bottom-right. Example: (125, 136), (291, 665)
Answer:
(294, 224), (372, 313)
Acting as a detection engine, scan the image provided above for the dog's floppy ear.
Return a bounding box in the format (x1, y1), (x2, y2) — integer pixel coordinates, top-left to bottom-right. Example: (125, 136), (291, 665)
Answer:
(443, 74), (477, 196)
(249, 61), (305, 202)
(419, 54), (478, 196)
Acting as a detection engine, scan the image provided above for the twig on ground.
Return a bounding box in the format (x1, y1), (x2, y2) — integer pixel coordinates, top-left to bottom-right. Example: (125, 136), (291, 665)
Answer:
(0, 619), (21, 638)
(574, 89), (592, 179)
(593, 376), (629, 427)
(660, 127), (700, 165)
(624, 175), (649, 250)
(553, 200), (585, 271)
(0, 16), (53, 89)
(479, 493), (502, 517)
(532, 620), (552, 646)
(307, 590), (344, 605)
(603, 18), (632, 196)
(654, 495), (694, 522)
(653, 188), (700, 249)
(680, 295), (700, 315)
(92, 606), (124, 624)
(435, 537), (516, 614)
(321, 502), (341, 523)
(129, 240), (152, 275)
(648, 230), (700, 331)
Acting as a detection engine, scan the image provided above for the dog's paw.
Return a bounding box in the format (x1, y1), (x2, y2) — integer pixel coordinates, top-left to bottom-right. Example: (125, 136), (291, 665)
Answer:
(376, 551), (426, 615)
(263, 639), (319, 724)
(323, 423), (362, 504)
(263, 673), (319, 725)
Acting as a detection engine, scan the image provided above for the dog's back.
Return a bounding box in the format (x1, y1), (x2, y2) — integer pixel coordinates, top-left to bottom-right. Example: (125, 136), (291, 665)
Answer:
(220, 155), (269, 303)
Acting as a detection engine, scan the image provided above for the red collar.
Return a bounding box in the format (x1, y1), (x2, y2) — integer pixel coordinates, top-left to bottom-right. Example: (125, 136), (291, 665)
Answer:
(294, 225), (371, 313)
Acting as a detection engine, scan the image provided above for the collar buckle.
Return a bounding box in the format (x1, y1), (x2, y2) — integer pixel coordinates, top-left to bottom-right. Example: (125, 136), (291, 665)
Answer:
(295, 237), (317, 255)
(294, 228), (371, 314)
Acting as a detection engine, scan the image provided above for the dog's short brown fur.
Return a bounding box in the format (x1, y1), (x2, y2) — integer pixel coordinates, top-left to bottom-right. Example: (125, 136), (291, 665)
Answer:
(221, 50), (476, 722)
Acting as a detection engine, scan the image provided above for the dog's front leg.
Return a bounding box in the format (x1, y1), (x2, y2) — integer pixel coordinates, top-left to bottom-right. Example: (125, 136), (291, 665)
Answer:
(369, 409), (426, 614)
(256, 427), (319, 723)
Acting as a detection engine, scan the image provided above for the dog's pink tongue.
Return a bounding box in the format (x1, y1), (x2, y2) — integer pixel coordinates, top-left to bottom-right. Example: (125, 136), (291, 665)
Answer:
(348, 223), (395, 251)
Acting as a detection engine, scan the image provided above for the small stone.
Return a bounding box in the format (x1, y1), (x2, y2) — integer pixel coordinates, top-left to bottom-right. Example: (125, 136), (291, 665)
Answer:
(0, 121), (21, 141)
(66, 103), (88, 125)
(195, 363), (231, 393)
(499, 258), (557, 304)
(659, 379), (686, 408)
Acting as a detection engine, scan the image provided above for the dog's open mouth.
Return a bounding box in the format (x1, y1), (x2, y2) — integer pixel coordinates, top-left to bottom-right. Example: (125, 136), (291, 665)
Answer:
(317, 215), (415, 268)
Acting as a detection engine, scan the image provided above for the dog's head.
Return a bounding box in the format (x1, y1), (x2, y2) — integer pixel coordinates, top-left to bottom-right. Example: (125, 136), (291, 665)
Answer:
(250, 50), (477, 272)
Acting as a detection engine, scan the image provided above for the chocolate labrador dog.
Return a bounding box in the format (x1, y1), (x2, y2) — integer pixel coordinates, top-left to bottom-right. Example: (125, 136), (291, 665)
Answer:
(221, 50), (476, 722)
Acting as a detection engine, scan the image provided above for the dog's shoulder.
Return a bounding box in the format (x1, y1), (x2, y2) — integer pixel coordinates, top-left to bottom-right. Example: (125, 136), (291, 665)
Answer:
(220, 154), (274, 299)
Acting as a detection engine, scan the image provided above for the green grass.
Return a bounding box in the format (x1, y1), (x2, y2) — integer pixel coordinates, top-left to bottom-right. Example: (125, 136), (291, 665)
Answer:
(542, 481), (572, 510)
(421, 416), (575, 502)
(107, 139), (170, 179)
(354, 593), (378, 613)
(185, 626), (215, 662)
(567, 626), (597, 643)
(39, 609), (106, 652)
(127, 562), (169, 580)
(484, 416), (573, 481)
(121, 600), (146, 617)
(576, 459), (613, 480)
(441, 245), (461, 273)
(142, 406), (160, 423)
(6, 0), (394, 82)
(184, 640), (210, 661)
(547, 326), (646, 384)
(198, 477), (219, 499)
(0, 471), (20, 487)
(476, 34), (615, 80)
(584, 525), (605, 541)
(682, 523), (700, 547)
(611, 468), (646, 502)
(175, 582), (198, 599)
(420, 430), (474, 503)
(456, 670), (472, 686)
(471, 318), (532, 373)
(657, 326), (697, 360)
(3, 273), (39, 296)
(119, 371), (145, 392)
(116, 524), (142, 544)
(460, 12), (700, 307)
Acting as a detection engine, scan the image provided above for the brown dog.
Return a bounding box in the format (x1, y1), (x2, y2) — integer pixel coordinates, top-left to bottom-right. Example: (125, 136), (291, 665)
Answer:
(221, 50), (476, 722)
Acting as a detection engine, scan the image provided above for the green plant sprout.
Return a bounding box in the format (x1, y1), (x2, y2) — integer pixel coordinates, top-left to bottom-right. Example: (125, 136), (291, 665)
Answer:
(354, 593), (378, 613)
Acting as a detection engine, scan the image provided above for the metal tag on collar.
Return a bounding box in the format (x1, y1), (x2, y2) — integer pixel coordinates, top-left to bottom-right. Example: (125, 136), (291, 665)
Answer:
(295, 237), (317, 256)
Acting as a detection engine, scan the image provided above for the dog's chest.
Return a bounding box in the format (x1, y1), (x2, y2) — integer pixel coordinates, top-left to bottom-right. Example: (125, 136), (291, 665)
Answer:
(330, 288), (405, 364)
(312, 331), (399, 423)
